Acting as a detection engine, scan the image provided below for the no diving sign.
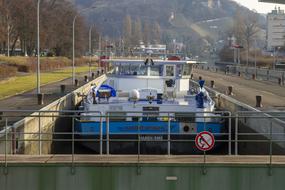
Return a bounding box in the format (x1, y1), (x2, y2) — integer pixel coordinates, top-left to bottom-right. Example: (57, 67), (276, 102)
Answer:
(195, 131), (215, 151)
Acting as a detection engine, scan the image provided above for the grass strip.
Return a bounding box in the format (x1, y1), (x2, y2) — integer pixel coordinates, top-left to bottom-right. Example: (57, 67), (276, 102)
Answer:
(0, 66), (96, 99)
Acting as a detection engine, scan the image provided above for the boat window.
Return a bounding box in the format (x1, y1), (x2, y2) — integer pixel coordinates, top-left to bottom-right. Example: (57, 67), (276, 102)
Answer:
(109, 112), (126, 121)
(165, 65), (175, 77)
(176, 65), (183, 77)
(182, 64), (192, 76)
(175, 113), (195, 122)
(150, 65), (163, 76)
(118, 64), (147, 76)
(112, 66), (119, 74)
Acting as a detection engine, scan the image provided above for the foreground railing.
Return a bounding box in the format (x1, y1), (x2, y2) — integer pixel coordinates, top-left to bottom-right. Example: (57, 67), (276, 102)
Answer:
(0, 110), (285, 174)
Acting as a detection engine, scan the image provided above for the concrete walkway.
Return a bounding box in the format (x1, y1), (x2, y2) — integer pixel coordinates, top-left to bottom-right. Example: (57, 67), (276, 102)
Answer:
(193, 69), (285, 111)
(1, 155), (285, 164)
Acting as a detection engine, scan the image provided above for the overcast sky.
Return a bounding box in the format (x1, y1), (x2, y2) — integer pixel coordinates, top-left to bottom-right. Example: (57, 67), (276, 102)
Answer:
(233, 0), (285, 13)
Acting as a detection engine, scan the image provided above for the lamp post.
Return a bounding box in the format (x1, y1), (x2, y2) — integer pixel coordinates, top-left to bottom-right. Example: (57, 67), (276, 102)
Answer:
(254, 39), (257, 76)
(72, 6), (96, 85)
(88, 24), (95, 78)
(98, 35), (101, 68)
(37, 0), (41, 94)
(274, 46), (281, 70)
(6, 14), (10, 57)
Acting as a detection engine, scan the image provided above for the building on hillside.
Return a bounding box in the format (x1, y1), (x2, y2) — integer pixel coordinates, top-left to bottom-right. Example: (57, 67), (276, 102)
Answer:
(267, 7), (285, 51)
(208, 0), (221, 9)
(169, 40), (184, 54)
(133, 42), (166, 56)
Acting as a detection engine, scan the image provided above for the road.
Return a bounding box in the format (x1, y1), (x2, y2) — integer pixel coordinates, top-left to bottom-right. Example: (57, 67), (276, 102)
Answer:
(193, 68), (285, 110)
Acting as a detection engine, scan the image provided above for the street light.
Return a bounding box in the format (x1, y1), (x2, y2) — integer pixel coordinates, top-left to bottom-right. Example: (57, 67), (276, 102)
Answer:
(88, 24), (95, 78)
(6, 14), (10, 57)
(273, 46), (281, 70)
(254, 39), (257, 76)
(37, 0), (41, 94)
(72, 6), (96, 85)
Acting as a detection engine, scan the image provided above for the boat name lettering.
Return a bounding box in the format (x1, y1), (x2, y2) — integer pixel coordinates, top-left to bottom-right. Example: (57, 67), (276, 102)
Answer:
(119, 126), (167, 131)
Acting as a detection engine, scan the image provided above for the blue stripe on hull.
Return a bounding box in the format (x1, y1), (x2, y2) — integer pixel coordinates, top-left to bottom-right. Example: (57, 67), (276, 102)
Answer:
(75, 121), (224, 135)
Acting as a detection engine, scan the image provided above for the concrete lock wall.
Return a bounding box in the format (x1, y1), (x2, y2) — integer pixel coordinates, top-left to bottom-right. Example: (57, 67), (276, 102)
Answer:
(0, 74), (107, 155)
(213, 91), (285, 149)
(217, 93), (285, 151)
(1, 164), (285, 190)
(190, 80), (285, 152)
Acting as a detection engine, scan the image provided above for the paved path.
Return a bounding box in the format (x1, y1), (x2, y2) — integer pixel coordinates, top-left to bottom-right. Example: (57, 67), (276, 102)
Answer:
(193, 69), (285, 110)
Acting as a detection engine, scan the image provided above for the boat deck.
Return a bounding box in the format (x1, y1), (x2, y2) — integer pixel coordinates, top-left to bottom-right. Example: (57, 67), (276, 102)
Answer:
(1, 155), (285, 165)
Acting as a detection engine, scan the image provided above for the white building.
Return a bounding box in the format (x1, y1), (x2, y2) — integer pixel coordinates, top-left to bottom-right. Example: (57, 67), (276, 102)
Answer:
(267, 7), (285, 50)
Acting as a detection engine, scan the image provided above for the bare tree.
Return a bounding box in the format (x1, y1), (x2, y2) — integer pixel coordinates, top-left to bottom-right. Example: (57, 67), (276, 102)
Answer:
(153, 21), (161, 44)
(123, 15), (132, 48)
(143, 20), (150, 45)
(132, 18), (142, 45)
(0, 0), (88, 56)
(233, 9), (260, 66)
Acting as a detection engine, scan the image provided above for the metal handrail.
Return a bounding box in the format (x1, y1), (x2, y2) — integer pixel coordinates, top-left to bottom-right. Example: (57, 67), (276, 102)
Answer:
(1, 110), (285, 174)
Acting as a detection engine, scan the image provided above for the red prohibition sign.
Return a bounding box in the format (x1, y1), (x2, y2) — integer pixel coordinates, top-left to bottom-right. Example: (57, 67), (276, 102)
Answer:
(195, 131), (215, 151)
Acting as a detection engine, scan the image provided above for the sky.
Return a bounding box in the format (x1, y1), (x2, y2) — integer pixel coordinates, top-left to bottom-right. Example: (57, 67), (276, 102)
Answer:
(233, 0), (285, 13)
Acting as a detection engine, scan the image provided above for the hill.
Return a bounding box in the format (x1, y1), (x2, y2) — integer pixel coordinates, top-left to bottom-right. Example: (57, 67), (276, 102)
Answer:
(69, 0), (266, 55)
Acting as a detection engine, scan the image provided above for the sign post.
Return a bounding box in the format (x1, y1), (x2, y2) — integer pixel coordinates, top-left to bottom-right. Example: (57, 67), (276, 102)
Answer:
(195, 131), (215, 175)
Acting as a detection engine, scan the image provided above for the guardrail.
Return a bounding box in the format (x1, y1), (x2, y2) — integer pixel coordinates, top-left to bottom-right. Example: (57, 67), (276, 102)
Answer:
(0, 110), (285, 173)
(194, 64), (285, 85)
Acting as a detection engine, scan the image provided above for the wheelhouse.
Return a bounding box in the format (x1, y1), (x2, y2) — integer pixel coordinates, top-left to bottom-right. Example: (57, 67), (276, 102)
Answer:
(104, 59), (194, 93)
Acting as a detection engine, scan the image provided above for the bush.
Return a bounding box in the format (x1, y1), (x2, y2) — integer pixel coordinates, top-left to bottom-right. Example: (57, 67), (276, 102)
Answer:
(0, 56), (89, 73)
(0, 65), (17, 80)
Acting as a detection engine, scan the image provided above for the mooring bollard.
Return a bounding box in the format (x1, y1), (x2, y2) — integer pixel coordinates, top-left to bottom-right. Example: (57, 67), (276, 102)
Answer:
(278, 78), (282, 85)
(84, 75), (89, 83)
(37, 93), (44, 105)
(190, 74), (193, 79)
(210, 80), (215, 88)
(60, 85), (66, 94)
(252, 74), (256, 80)
(256, 95), (262, 107)
(92, 72), (95, 79)
(74, 79), (79, 86)
(227, 86), (233, 96)
(199, 76), (202, 80)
